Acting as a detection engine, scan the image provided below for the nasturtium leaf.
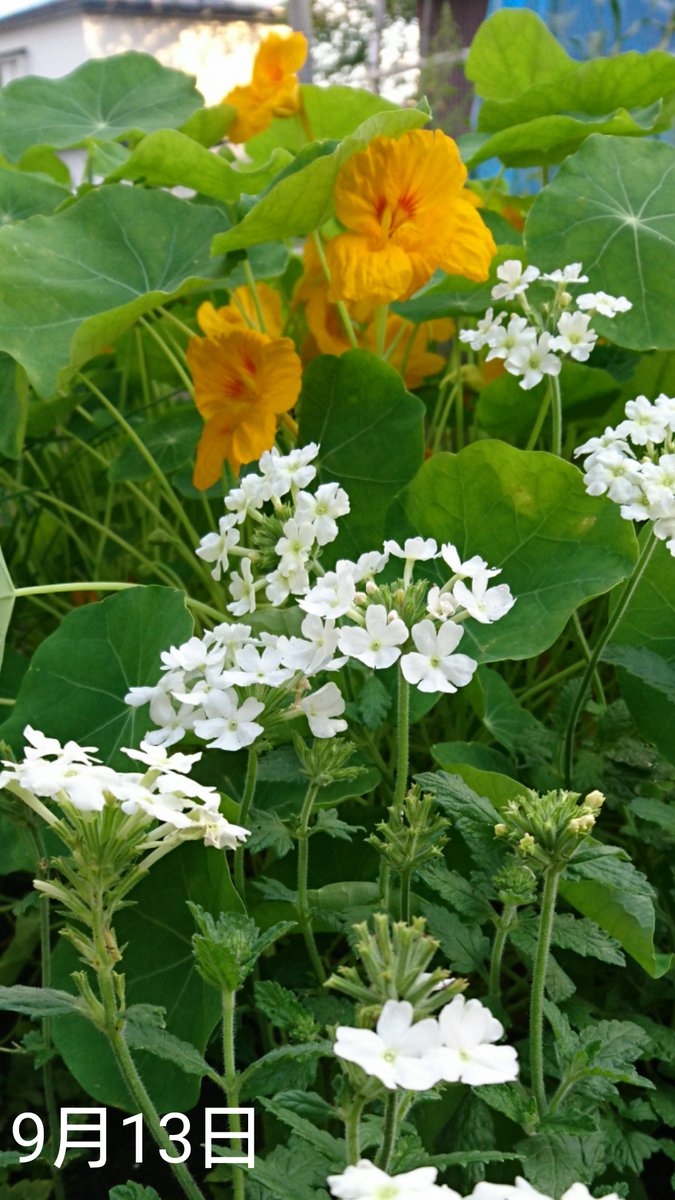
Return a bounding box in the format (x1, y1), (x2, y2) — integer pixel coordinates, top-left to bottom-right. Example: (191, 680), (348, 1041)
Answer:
(1, 586), (193, 769)
(560, 843), (673, 978)
(465, 8), (576, 103)
(0, 354), (27, 460)
(17, 145), (71, 184)
(0, 52), (203, 162)
(388, 441), (637, 662)
(476, 360), (620, 444)
(211, 106), (429, 255)
(246, 83), (399, 161)
(0, 539), (15, 678)
(297, 350), (425, 562)
(179, 101), (235, 147)
(0, 185), (229, 397)
(108, 406), (202, 484)
(51, 841), (242, 1112)
(525, 135), (675, 351)
(610, 540), (675, 765)
(106, 130), (293, 203)
(0, 165), (69, 225)
(391, 246), (525, 324)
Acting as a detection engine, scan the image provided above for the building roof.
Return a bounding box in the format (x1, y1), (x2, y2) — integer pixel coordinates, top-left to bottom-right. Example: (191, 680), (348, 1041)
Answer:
(0, 0), (281, 29)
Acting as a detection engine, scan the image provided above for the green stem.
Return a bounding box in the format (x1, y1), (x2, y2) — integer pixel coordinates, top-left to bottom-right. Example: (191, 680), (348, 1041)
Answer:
(311, 231), (359, 350)
(345, 1094), (366, 1165)
(374, 305), (389, 358)
(400, 867), (411, 925)
(525, 381), (552, 451)
(530, 868), (559, 1117)
(393, 668), (409, 812)
(222, 988), (244, 1200)
(13, 581), (229, 625)
(374, 1091), (398, 1171)
(550, 372), (563, 457)
(296, 781), (326, 983)
(517, 660), (585, 705)
(572, 610), (606, 712)
(243, 260), (267, 334)
(489, 904), (516, 1001)
(138, 316), (194, 396)
(563, 528), (657, 786)
(30, 831), (65, 1200)
(234, 747), (258, 902)
(158, 305), (196, 341)
(431, 332), (461, 454)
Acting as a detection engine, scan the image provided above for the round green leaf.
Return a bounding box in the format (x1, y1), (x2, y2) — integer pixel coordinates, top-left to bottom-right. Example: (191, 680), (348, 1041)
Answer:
(1, 585), (193, 769)
(525, 135), (675, 351)
(0, 51), (203, 161)
(297, 350), (425, 563)
(108, 406), (202, 484)
(388, 441), (638, 663)
(51, 841), (242, 1112)
(0, 165), (70, 225)
(0, 184), (229, 398)
(465, 8), (576, 102)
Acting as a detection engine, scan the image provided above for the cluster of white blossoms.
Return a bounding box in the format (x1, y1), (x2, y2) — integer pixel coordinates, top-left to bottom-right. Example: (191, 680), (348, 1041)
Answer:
(0, 727), (249, 852)
(460, 261), (632, 391)
(128, 447), (515, 751)
(326, 1165), (619, 1200)
(195, 442), (349, 610)
(575, 393), (675, 557)
(334, 996), (518, 1091)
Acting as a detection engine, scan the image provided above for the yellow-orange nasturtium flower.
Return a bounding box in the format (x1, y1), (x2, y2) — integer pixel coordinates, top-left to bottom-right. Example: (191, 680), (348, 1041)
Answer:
(197, 283), (283, 340)
(326, 129), (497, 307)
(187, 329), (302, 490)
(224, 31), (307, 144)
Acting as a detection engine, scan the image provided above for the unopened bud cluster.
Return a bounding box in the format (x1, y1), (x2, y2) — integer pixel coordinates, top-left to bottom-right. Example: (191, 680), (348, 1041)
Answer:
(366, 785), (449, 876)
(494, 787), (605, 868)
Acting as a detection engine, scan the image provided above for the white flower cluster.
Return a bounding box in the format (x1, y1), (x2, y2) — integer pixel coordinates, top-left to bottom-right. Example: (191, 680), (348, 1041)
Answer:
(334, 996), (518, 1091)
(0, 727), (249, 851)
(195, 443), (349, 609)
(327, 1165), (619, 1200)
(460, 261), (632, 391)
(575, 394), (675, 556)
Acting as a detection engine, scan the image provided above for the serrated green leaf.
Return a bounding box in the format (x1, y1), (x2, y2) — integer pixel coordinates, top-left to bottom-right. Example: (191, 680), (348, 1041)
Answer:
(550, 913), (625, 966)
(422, 905), (490, 976)
(416, 860), (495, 923)
(0, 984), (88, 1019)
(124, 1016), (219, 1082)
(357, 675), (391, 731)
(602, 644), (675, 702)
(247, 809), (295, 858)
(109, 1184), (162, 1200)
(254, 981), (318, 1038)
(515, 1132), (607, 1196)
(259, 1099), (344, 1165)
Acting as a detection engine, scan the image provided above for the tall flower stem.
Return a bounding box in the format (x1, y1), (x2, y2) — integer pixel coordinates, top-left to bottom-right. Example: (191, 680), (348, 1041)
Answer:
(311, 231), (359, 350)
(393, 668), (410, 813)
(222, 988), (244, 1200)
(374, 305), (389, 358)
(243, 260), (267, 334)
(234, 747), (258, 902)
(296, 782), (326, 983)
(530, 867), (559, 1117)
(138, 315), (194, 396)
(563, 528), (657, 786)
(400, 866), (412, 925)
(525, 381), (552, 452)
(374, 1091), (398, 1171)
(30, 830), (65, 1200)
(345, 1094), (366, 1165)
(488, 903), (516, 1001)
(550, 372), (563, 457)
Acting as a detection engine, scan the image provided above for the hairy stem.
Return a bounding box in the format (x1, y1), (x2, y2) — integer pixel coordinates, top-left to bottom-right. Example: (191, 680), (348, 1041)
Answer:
(297, 782), (326, 982)
(345, 1094), (366, 1165)
(30, 831), (65, 1200)
(489, 904), (516, 1001)
(222, 988), (244, 1200)
(563, 528), (657, 785)
(530, 868), (559, 1117)
(234, 747), (258, 902)
(374, 1091), (398, 1171)
(393, 668), (410, 813)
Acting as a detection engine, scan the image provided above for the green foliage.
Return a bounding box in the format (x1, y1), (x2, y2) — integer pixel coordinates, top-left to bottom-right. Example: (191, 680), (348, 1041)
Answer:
(190, 905), (294, 993)
(466, 8), (576, 103)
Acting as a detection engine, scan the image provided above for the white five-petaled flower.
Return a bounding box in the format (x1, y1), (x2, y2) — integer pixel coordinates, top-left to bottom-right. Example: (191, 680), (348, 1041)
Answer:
(471, 1181), (619, 1200)
(225, 645), (295, 689)
(426, 585), (457, 621)
(277, 614), (345, 675)
(338, 604), (408, 669)
(491, 260), (540, 301)
(160, 636), (224, 675)
(193, 689), (264, 751)
(655, 392), (675, 431)
(121, 741), (201, 775)
(574, 427), (632, 466)
(459, 307), (503, 352)
(576, 291), (632, 318)
(384, 537), (438, 563)
(295, 482), (351, 546)
(300, 566), (356, 618)
(228, 557), (257, 616)
(435, 995), (519, 1086)
(327, 1161), (460, 1200)
(334, 999), (442, 1090)
(401, 620), (477, 694)
(301, 681), (348, 738)
(541, 263), (588, 284)
(224, 472), (270, 522)
(485, 315), (534, 362)
(551, 310), (598, 362)
(143, 694), (204, 749)
(505, 331), (561, 390)
(440, 544), (501, 581)
(453, 576), (515, 625)
(275, 518), (316, 573)
(350, 550), (390, 581)
(640, 455), (675, 515)
(583, 449), (643, 504)
(195, 515), (240, 581)
(259, 443), (319, 498)
(616, 395), (670, 446)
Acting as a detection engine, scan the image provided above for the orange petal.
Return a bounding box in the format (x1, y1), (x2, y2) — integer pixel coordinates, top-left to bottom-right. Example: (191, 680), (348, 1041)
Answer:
(252, 31), (307, 89)
(326, 232), (412, 307)
(261, 337), (303, 412)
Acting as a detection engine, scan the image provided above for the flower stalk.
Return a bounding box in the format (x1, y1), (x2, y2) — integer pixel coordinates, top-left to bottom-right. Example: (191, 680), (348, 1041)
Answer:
(296, 780), (326, 982)
(529, 866), (559, 1117)
(374, 1091), (399, 1171)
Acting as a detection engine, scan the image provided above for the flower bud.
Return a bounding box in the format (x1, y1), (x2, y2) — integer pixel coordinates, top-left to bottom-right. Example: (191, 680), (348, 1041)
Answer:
(387, 610), (399, 624)
(494, 823), (508, 837)
(354, 591), (367, 605)
(396, 589), (405, 606)
(560, 290), (572, 307)
(366, 579), (378, 595)
(584, 790), (605, 811)
(518, 833), (535, 854)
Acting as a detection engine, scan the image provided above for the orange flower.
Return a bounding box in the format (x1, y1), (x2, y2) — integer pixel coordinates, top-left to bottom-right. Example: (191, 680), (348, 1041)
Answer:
(187, 329), (302, 489)
(326, 129), (496, 307)
(197, 283), (283, 340)
(224, 31), (307, 144)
